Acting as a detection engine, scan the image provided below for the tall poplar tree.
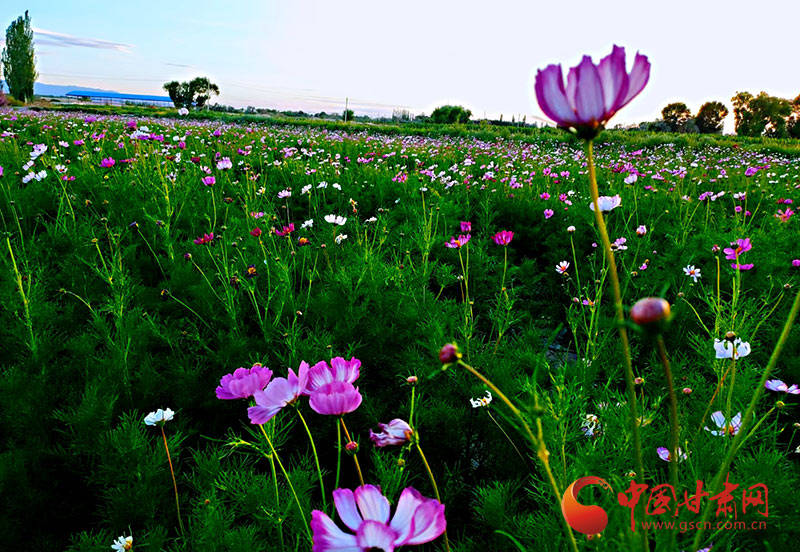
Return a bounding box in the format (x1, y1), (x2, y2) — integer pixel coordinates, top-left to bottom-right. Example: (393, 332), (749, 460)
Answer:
(2, 11), (37, 102)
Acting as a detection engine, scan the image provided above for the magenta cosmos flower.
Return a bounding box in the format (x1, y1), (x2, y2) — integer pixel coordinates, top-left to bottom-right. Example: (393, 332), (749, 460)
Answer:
(492, 230), (514, 246)
(248, 362), (310, 424)
(305, 357), (361, 395)
(534, 45), (650, 139)
(723, 238), (754, 270)
(369, 419), (413, 447)
(311, 485), (446, 552)
(309, 381), (362, 415)
(216, 363), (273, 400)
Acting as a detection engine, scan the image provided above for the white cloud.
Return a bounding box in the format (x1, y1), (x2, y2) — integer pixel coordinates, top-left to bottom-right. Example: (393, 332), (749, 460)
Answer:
(33, 28), (132, 53)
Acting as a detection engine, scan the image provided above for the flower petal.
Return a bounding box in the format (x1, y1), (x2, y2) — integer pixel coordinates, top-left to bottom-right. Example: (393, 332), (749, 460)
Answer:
(534, 65), (575, 126)
(406, 499), (446, 545)
(333, 488), (363, 532)
(710, 411), (726, 428)
(573, 56), (606, 124)
(355, 520), (397, 552)
(311, 510), (360, 552)
(619, 52), (651, 107)
(597, 45), (630, 114)
(354, 484), (391, 523)
(390, 487), (425, 543)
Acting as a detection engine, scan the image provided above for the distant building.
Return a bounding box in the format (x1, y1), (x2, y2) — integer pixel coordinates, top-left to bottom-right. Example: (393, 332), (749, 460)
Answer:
(65, 90), (173, 107)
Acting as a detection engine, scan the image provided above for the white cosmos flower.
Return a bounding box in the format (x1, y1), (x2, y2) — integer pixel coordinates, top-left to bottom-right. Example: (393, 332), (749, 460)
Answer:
(556, 261), (570, 274)
(714, 338), (751, 359)
(683, 265), (701, 282)
(624, 173), (638, 184)
(177, 107), (189, 116)
(335, 234), (348, 244)
(470, 390), (492, 408)
(324, 214), (347, 225)
(301, 219), (314, 229)
(111, 535), (133, 551)
(589, 195), (621, 212)
(144, 408), (175, 426)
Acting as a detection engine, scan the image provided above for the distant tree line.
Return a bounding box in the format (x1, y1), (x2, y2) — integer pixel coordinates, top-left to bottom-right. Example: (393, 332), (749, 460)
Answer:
(731, 92), (800, 138)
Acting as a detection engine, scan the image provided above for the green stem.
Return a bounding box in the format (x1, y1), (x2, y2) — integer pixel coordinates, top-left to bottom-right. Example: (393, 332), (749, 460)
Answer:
(692, 288), (800, 549)
(339, 417), (364, 486)
(415, 442), (450, 552)
(160, 426), (185, 535)
(267, 453), (284, 547)
(258, 424), (312, 541)
(296, 408), (327, 509)
(586, 140), (646, 552)
(457, 360), (579, 552)
(656, 335), (679, 550)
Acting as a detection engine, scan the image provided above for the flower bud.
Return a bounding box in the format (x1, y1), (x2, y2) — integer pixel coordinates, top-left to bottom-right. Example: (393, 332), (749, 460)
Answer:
(406, 375), (418, 385)
(682, 387), (692, 395)
(630, 297), (671, 332)
(634, 377), (645, 385)
(725, 331), (737, 341)
(438, 343), (461, 365)
(345, 441), (358, 453)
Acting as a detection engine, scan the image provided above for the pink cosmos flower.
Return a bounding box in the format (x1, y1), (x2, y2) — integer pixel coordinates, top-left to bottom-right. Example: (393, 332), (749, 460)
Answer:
(369, 419), (413, 447)
(704, 411), (741, 437)
(248, 362), (310, 424)
(444, 234), (471, 249)
(305, 357), (361, 395)
(202, 176), (216, 186)
(792, 259), (800, 268)
(460, 221), (471, 233)
(309, 381), (363, 415)
(216, 363), (273, 400)
(544, 208), (554, 219)
(765, 379), (800, 394)
(100, 157), (116, 168)
(534, 45), (650, 138)
(311, 485), (446, 551)
(776, 208), (794, 222)
(723, 238), (754, 270)
(636, 225), (647, 236)
(492, 230), (514, 246)
(250, 227), (262, 237)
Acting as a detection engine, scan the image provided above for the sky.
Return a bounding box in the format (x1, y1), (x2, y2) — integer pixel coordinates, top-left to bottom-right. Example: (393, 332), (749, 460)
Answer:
(1, 0), (798, 132)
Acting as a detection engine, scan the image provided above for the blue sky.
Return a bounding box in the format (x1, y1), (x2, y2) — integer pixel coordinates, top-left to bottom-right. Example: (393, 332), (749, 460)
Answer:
(1, 1), (798, 130)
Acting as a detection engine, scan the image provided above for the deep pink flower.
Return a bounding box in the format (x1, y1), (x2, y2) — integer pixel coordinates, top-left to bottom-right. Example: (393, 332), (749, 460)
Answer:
(305, 357), (361, 395)
(193, 233), (214, 245)
(793, 259), (800, 268)
(534, 45), (650, 138)
(248, 362), (310, 424)
(544, 208), (554, 219)
(100, 157), (116, 168)
(460, 221), (471, 233)
(275, 223), (295, 237)
(202, 176), (216, 186)
(309, 381), (362, 415)
(492, 230), (514, 246)
(250, 227), (262, 237)
(311, 485), (446, 551)
(216, 363), (273, 400)
(369, 419), (413, 447)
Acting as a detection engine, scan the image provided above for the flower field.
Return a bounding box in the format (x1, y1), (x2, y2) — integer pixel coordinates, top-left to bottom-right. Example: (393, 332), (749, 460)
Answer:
(2, 107), (800, 552)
